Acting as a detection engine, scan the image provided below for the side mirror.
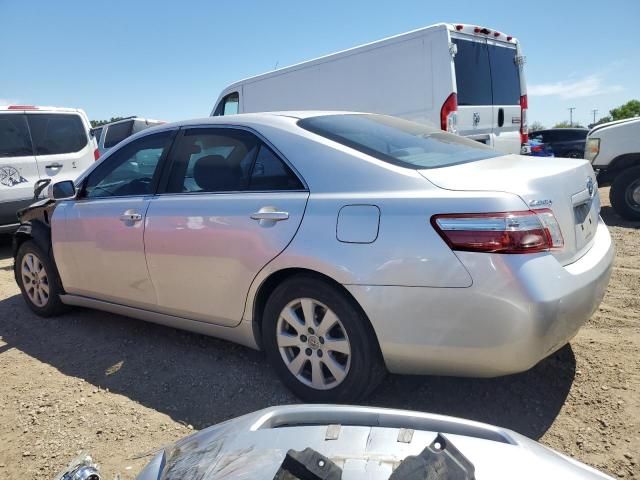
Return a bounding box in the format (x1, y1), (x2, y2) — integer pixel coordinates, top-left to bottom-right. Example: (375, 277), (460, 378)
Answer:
(48, 180), (77, 200)
(33, 178), (52, 199)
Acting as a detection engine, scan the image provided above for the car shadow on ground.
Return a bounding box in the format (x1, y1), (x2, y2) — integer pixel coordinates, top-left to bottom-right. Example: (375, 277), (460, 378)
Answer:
(600, 206), (640, 229)
(0, 288), (575, 441)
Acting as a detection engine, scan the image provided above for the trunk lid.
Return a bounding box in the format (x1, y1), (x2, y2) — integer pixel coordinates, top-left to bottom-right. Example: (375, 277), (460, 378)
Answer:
(420, 155), (600, 265)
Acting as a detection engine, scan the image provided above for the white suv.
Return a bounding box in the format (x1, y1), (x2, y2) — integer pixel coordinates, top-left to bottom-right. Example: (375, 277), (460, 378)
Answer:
(0, 105), (97, 232)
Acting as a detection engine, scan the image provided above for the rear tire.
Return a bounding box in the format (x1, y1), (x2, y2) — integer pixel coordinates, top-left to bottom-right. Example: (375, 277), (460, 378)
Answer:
(610, 166), (640, 221)
(263, 275), (386, 402)
(15, 240), (67, 317)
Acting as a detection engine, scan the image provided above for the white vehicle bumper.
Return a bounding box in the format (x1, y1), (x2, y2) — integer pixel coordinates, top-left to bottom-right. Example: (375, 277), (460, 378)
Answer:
(346, 219), (614, 376)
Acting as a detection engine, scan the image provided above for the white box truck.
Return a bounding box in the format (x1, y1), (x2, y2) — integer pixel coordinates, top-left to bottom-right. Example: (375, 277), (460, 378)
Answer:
(211, 23), (529, 155)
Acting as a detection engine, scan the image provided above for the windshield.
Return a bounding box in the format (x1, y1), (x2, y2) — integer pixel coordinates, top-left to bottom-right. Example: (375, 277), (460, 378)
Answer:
(298, 114), (499, 169)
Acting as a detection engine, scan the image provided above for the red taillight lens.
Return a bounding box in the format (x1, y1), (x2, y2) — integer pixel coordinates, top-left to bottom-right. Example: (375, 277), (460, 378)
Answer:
(431, 209), (564, 254)
(520, 94), (528, 144)
(440, 92), (458, 133)
(93, 148), (100, 161)
(455, 24), (464, 31)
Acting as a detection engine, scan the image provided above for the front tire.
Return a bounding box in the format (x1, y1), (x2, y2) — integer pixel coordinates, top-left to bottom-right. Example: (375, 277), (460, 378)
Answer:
(15, 240), (66, 317)
(610, 165), (640, 221)
(263, 275), (386, 402)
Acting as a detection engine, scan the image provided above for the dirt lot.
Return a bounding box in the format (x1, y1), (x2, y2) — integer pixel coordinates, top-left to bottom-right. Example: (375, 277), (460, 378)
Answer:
(0, 186), (638, 479)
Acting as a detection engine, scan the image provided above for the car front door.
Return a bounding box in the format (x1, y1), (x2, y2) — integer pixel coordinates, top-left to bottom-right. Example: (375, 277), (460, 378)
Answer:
(144, 126), (309, 326)
(0, 112), (39, 228)
(52, 130), (176, 308)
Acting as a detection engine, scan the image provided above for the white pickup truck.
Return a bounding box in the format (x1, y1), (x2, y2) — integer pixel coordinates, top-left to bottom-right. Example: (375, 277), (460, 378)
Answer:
(585, 117), (640, 220)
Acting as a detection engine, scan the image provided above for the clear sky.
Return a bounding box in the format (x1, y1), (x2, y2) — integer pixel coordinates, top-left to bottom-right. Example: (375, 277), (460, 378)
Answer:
(1, 0), (638, 128)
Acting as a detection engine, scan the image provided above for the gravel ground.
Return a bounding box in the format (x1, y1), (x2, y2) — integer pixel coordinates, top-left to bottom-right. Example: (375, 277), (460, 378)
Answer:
(0, 186), (638, 479)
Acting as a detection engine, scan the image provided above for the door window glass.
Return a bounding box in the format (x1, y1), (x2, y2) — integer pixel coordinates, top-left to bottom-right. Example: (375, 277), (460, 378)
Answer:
(213, 92), (239, 116)
(27, 114), (87, 155)
(84, 131), (172, 198)
(103, 120), (134, 148)
(166, 128), (258, 193)
(249, 145), (303, 191)
(0, 114), (33, 157)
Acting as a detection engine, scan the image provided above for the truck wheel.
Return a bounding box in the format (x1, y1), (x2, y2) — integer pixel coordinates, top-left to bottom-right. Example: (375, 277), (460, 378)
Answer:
(610, 166), (640, 221)
(263, 275), (386, 402)
(15, 240), (67, 317)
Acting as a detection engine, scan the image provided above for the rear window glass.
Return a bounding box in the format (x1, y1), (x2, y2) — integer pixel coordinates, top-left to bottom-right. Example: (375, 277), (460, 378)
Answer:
(104, 120), (134, 148)
(453, 39), (492, 106)
(453, 39), (521, 106)
(0, 114), (33, 158)
(298, 114), (498, 169)
(488, 44), (521, 105)
(27, 114), (87, 155)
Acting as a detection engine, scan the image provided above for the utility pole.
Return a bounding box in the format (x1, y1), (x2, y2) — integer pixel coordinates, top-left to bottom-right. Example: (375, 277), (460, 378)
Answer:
(591, 109), (598, 125)
(568, 107), (576, 126)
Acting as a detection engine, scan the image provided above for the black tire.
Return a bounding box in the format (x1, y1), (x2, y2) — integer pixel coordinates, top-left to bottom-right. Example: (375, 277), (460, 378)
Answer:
(15, 240), (67, 317)
(263, 275), (386, 402)
(610, 166), (640, 221)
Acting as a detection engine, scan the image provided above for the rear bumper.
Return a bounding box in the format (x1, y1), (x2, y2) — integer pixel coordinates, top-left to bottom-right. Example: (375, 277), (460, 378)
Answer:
(347, 219), (614, 376)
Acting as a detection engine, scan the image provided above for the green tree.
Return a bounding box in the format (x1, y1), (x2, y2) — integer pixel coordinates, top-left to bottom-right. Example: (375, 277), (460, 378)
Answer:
(553, 121), (584, 128)
(529, 121), (545, 132)
(609, 100), (640, 121)
(90, 116), (128, 128)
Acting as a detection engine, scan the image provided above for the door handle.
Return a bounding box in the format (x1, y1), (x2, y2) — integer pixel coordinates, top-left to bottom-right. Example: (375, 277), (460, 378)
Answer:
(251, 211), (289, 222)
(46, 163), (63, 169)
(119, 211), (143, 223)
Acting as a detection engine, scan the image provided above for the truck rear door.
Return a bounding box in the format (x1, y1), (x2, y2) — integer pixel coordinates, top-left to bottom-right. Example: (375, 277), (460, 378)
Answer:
(451, 36), (494, 141)
(452, 36), (522, 146)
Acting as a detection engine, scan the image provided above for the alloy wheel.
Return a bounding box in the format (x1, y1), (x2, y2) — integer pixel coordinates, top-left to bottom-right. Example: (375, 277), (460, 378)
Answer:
(276, 298), (351, 390)
(21, 253), (50, 308)
(628, 179), (640, 212)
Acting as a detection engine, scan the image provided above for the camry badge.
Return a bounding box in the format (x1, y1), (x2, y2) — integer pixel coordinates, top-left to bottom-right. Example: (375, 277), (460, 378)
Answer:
(529, 199), (553, 207)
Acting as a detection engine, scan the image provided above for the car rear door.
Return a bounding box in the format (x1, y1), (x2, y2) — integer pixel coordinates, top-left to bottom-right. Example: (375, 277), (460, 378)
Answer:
(26, 112), (93, 184)
(52, 130), (176, 308)
(0, 112), (39, 227)
(144, 126), (308, 327)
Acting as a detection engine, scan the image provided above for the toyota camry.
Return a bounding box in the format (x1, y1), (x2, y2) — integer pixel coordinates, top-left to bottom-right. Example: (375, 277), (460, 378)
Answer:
(13, 112), (614, 401)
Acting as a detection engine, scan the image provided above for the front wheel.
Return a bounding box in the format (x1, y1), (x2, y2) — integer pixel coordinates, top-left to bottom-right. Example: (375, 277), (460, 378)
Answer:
(610, 165), (640, 221)
(15, 240), (67, 317)
(263, 275), (386, 402)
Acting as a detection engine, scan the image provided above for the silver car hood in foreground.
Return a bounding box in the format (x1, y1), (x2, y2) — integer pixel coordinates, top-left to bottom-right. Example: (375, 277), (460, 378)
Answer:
(136, 405), (612, 479)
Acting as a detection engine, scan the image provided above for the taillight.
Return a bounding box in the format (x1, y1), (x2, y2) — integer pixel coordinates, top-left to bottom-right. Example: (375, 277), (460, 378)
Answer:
(440, 93), (458, 133)
(8, 105), (38, 110)
(520, 94), (528, 144)
(93, 148), (100, 161)
(431, 209), (564, 254)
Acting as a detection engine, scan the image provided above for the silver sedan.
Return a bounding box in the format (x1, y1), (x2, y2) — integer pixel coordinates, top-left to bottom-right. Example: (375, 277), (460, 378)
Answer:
(13, 112), (614, 401)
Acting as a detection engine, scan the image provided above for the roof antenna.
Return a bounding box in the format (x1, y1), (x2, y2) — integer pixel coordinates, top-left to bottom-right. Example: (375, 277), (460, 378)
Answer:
(274, 61), (279, 70)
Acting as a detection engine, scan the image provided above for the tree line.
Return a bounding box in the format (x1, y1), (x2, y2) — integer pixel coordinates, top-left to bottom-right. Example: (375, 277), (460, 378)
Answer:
(530, 99), (640, 132)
